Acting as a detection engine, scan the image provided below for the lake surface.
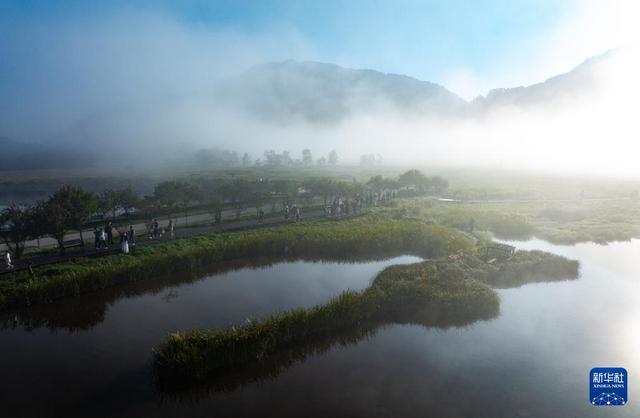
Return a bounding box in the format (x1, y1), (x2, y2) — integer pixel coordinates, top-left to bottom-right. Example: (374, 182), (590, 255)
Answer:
(0, 255), (421, 417)
(1, 239), (639, 417)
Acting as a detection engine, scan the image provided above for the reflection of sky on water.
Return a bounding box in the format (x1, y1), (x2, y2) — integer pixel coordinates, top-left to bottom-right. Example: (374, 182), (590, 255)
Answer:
(2, 238), (639, 417)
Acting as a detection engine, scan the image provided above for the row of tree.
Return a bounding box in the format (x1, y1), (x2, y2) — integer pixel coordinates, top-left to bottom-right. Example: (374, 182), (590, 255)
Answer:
(194, 148), (342, 168)
(0, 169), (446, 259)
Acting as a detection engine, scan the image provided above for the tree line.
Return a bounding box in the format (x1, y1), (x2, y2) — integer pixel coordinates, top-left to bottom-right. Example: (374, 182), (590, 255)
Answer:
(0, 169), (447, 259)
(195, 148), (341, 168)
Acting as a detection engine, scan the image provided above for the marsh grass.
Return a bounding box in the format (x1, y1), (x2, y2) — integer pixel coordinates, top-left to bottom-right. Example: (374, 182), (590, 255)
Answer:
(153, 248), (578, 390)
(381, 198), (640, 245)
(153, 259), (500, 386)
(0, 216), (472, 310)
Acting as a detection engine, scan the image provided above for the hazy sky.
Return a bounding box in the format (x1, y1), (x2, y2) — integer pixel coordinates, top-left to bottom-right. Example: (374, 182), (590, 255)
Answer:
(1, 1), (638, 175)
(1, 0), (634, 101)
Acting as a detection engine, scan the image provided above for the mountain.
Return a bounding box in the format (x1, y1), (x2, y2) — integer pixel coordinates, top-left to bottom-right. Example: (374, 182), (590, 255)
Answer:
(473, 49), (613, 109)
(1, 51), (613, 170)
(219, 53), (612, 123)
(218, 60), (467, 123)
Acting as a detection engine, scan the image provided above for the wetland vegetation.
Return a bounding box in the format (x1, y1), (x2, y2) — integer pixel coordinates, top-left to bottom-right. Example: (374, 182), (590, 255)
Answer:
(0, 214), (470, 310)
(153, 247), (578, 388)
(379, 197), (640, 245)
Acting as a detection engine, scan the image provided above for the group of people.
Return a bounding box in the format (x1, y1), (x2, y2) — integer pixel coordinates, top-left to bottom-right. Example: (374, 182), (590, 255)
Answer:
(283, 204), (301, 222)
(91, 218), (179, 255)
(146, 218), (175, 240)
(325, 197), (363, 217)
(94, 222), (135, 254)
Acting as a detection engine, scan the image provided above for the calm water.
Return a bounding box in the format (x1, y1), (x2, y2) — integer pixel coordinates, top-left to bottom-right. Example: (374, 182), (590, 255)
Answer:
(1, 239), (639, 417)
(0, 255), (421, 417)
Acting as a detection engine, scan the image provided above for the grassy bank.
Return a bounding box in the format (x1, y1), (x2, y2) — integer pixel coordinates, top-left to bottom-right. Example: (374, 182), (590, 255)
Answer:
(379, 198), (640, 245)
(153, 248), (578, 386)
(0, 215), (472, 310)
(153, 258), (500, 384)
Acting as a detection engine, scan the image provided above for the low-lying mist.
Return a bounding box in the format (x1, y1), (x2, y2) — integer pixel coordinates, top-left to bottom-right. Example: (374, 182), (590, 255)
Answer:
(1, 8), (638, 176)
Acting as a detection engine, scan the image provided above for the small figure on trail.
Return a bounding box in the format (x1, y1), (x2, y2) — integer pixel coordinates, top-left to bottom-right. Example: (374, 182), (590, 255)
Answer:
(120, 232), (129, 254)
(215, 208), (222, 224)
(93, 227), (100, 250)
(105, 222), (114, 246)
(284, 204), (290, 220)
(99, 228), (107, 249)
(258, 208), (265, 223)
(168, 219), (175, 239)
(294, 205), (301, 222)
(128, 226), (135, 246)
(152, 219), (159, 238)
(5, 252), (13, 269)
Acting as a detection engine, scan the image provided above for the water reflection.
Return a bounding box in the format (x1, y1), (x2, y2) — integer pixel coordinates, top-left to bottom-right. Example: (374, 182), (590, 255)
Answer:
(3, 239), (634, 418)
(0, 255), (425, 417)
(157, 299), (500, 399)
(0, 254), (421, 332)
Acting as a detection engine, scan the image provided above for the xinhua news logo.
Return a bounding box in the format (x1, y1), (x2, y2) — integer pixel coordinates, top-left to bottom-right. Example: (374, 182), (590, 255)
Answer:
(590, 367), (627, 406)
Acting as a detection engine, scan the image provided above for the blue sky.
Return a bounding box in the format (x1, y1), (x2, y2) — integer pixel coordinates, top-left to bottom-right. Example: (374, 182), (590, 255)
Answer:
(1, 0), (622, 97)
(0, 0), (629, 141)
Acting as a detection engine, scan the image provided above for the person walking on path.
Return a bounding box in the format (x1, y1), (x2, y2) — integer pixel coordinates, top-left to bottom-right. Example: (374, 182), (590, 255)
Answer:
(258, 208), (265, 223)
(99, 228), (107, 249)
(152, 219), (159, 239)
(294, 205), (301, 222)
(105, 222), (114, 246)
(120, 232), (129, 254)
(168, 219), (175, 239)
(128, 225), (135, 246)
(5, 252), (13, 269)
(93, 227), (100, 250)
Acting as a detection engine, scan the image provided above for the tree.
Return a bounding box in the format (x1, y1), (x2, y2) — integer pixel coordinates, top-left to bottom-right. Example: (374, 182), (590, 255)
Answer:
(305, 177), (337, 206)
(242, 152), (251, 167)
(430, 175), (449, 195)
(115, 187), (139, 216)
(195, 148), (241, 167)
(263, 150), (294, 167)
(97, 189), (118, 219)
(302, 149), (313, 166)
(99, 187), (139, 218)
(44, 185), (97, 247)
(33, 199), (67, 254)
(367, 175), (385, 193)
(328, 149), (338, 166)
(0, 205), (39, 259)
(360, 154), (376, 166)
(220, 178), (252, 218)
(250, 192), (266, 215)
(281, 151), (293, 166)
(203, 193), (224, 224)
(398, 169), (429, 193)
(178, 183), (202, 223)
(272, 179), (298, 207)
(153, 181), (184, 216)
(154, 180), (201, 222)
